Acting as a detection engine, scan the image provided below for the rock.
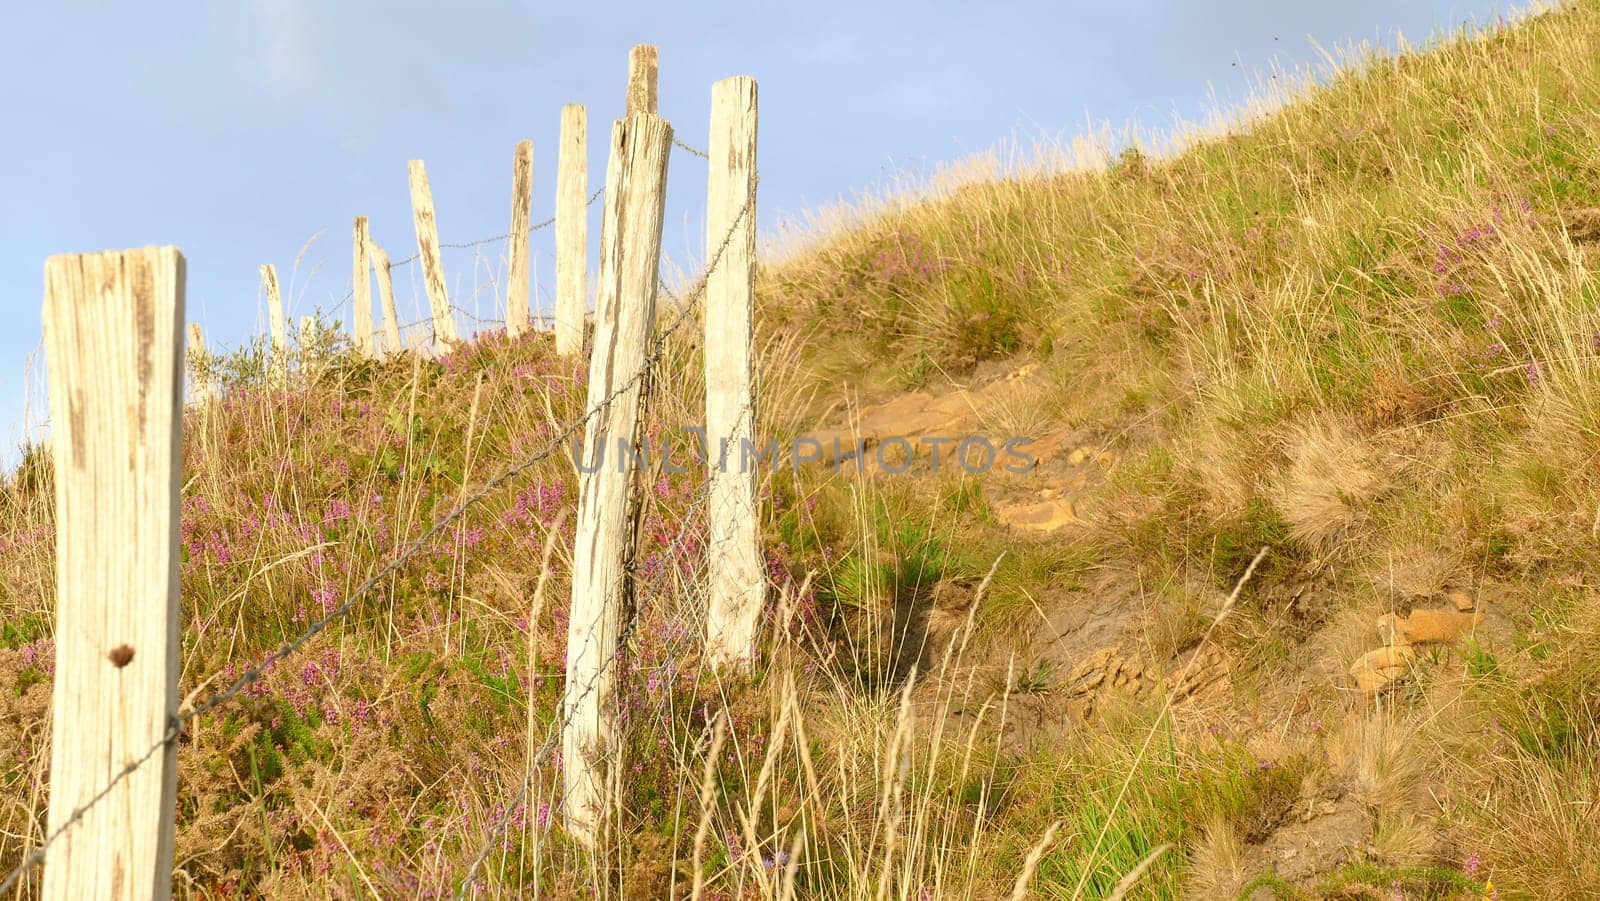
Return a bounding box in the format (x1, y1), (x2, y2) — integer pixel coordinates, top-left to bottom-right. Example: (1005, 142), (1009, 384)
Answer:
(1002, 363), (1039, 383)
(1349, 645), (1416, 692)
(1060, 645), (1160, 716)
(1066, 646), (1119, 694)
(1170, 645), (1232, 700)
(1446, 589), (1475, 612)
(1376, 609), (1483, 645)
(796, 429), (875, 466)
(1064, 445), (1115, 468)
(994, 496), (1076, 532)
(1022, 429), (1073, 468)
(856, 392), (965, 439)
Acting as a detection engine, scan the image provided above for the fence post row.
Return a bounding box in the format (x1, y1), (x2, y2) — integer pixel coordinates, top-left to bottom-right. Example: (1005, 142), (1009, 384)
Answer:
(554, 105), (589, 357)
(561, 112), (673, 848)
(352, 216), (374, 356)
(703, 75), (763, 668)
(20, 46), (765, 893)
(506, 140), (535, 339)
(367, 237), (404, 354)
(41, 247), (184, 901)
(260, 263), (287, 387)
(406, 159), (459, 352)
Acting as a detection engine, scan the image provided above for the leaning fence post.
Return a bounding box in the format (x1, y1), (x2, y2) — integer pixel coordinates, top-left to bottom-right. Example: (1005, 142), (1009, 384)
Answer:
(703, 76), (764, 668)
(626, 45), (659, 117)
(260, 263), (288, 386)
(406, 159), (459, 351)
(41, 246), (184, 901)
(555, 105), (588, 357)
(506, 140), (534, 339)
(562, 113), (672, 847)
(352, 216), (375, 356)
(367, 238), (404, 354)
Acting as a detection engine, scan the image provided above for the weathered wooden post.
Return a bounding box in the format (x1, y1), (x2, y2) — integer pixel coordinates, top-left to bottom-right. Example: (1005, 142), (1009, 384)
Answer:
(703, 76), (764, 667)
(260, 263), (288, 386)
(352, 216), (375, 355)
(506, 140), (534, 339)
(406, 159), (459, 351)
(626, 45), (659, 117)
(555, 105), (588, 357)
(562, 113), (672, 847)
(41, 246), (184, 901)
(186, 322), (217, 407)
(367, 238), (404, 354)
(298, 315), (316, 358)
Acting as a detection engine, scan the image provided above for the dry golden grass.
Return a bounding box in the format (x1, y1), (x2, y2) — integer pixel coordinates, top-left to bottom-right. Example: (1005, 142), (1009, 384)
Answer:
(8, 2), (1600, 897)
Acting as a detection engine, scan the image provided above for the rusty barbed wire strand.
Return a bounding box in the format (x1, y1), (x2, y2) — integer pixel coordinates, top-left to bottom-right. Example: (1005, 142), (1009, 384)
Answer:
(672, 138), (710, 160)
(452, 479), (715, 898)
(326, 185), (608, 316)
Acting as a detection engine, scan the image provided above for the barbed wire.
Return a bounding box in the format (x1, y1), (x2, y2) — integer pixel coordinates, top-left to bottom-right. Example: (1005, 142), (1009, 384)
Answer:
(531, 185), (607, 233)
(386, 185), (607, 270)
(453, 478), (716, 898)
(673, 138), (710, 160)
(326, 185), (608, 316)
(453, 383), (757, 895)
(0, 178), (755, 897)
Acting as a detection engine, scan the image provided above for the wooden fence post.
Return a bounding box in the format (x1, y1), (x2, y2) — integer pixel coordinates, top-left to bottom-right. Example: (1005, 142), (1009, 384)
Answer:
(506, 140), (534, 339)
(260, 263), (287, 386)
(186, 322), (216, 407)
(406, 160), (459, 351)
(555, 105), (588, 357)
(703, 76), (764, 668)
(562, 113), (672, 847)
(352, 216), (374, 355)
(626, 45), (658, 116)
(298, 315), (315, 352)
(367, 239), (404, 354)
(41, 246), (184, 901)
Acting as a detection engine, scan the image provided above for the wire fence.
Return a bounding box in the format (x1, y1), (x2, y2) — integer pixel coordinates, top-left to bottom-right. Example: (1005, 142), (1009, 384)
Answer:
(0, 169), (751, 897)
(383, 184), (609, 272)
(451, 382), (749, 897)
(330, 135), (707, 319)
(454, 476), (717, 897)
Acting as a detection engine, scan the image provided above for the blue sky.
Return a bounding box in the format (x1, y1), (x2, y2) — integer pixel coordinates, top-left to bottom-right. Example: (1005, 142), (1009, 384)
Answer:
(0, 0), (1518, 457)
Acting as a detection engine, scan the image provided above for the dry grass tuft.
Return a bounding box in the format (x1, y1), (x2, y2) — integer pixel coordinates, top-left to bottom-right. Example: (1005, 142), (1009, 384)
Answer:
(1272, 418), (1389, 555)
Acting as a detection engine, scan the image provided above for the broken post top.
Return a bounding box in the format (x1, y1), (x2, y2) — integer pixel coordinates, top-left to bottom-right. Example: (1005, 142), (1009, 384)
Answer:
(626, 44), (658, 117)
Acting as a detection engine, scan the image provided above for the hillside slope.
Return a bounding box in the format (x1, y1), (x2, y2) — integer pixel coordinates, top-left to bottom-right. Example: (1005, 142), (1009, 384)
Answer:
(2, 3), (1598, 898)
(757, 0), (1600, 894)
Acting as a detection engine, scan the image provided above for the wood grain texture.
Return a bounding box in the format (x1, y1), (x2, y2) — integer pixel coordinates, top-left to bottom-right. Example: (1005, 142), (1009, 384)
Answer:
(260, 263), (287, 386)
(703, 76), (764, 668)
(562, 113), (672, 847)
(506, 141), (534, 339)
(367, 239), (404, 354)
(351, 216), (374, 355)
(406, 160), (459, 350)
(626, 45), (658, 117)
(555, 105), (588, 357)
(41, 247), (184, 901)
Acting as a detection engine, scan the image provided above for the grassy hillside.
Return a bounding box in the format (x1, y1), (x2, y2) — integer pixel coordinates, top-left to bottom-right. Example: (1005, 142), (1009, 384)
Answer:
(4, 3), (1600, 898)
(758, 1), (1600, 894)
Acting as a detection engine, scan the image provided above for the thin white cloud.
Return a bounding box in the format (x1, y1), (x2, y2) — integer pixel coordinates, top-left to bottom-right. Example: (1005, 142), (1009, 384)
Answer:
(247, 0), (327, 92)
